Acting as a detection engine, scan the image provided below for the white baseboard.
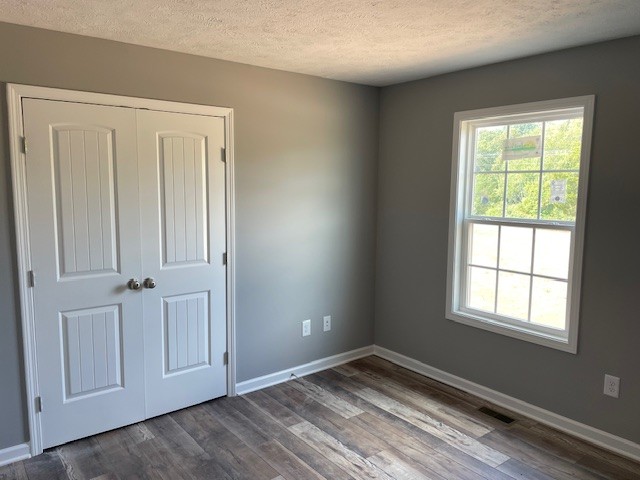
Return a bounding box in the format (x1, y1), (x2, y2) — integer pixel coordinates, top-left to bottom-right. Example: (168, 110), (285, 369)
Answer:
(236, 345), (375, 395)
(0, 443), (30, 467)
(373, 345), (640, 463)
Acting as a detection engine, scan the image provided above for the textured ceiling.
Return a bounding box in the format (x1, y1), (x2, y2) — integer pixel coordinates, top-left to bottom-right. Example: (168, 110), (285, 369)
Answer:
(1, 1), (640, 86)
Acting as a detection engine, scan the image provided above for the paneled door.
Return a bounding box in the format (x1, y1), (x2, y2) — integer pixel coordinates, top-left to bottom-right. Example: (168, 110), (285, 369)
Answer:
(137, 110), (227, 418)
(22, 98), (228, 448)
(23, 99), (146, 448)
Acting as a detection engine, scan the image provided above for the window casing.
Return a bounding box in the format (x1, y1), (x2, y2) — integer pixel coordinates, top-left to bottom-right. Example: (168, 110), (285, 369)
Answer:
(446, 97), (594, 353)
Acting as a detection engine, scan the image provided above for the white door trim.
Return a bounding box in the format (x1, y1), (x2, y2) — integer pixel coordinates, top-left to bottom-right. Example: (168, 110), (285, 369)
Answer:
(6, 83), (237, 456)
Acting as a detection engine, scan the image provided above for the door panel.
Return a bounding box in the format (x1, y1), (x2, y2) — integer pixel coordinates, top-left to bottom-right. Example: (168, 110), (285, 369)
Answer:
(137, 110), (227, 418)
(158, 133), (209, 265)
(163, 292), (209, 373)
(23, 99), (145, 449)
(53, 126), (119, 277)
(61, 305), (122, 398)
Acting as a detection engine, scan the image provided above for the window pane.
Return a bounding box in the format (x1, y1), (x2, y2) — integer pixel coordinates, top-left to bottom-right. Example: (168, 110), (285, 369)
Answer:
(496, 272), (530, 320)
(507, 155), (540, 172)
(540, 172), (579, 222)
(530, 277), (567, 329)
(533, 229), (571, 279)
(472, 173), (504, 217)
(510, 122), (542, 138)
(475, 126), (507, 172)
(499, 226), (533, 273)
(469, 224), (498, 268)
(543, 118), (583, 171)
(506, 122), (542, 171)
(468, 267), (496, 312)
(505, 173), (539, 219)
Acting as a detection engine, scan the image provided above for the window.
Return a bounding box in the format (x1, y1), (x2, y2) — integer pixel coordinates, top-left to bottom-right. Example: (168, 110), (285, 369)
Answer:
(446, 96), (594, 353)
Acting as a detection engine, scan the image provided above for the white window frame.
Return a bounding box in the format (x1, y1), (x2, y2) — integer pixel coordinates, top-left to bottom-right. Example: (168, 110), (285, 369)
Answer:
(446, 96), (595, 353)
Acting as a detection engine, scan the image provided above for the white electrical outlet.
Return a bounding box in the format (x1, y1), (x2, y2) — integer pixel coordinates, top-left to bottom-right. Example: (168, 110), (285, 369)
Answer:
(323, 315), (331, 332)
(302, 319), (311, 337)
(603, 374), (620, 398)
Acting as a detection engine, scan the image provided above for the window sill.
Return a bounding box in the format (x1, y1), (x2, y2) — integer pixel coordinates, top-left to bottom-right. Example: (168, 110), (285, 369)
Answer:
(446, 309), (577, 354)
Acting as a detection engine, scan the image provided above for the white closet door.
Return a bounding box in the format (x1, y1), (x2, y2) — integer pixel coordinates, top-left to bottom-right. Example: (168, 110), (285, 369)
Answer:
(23, 99), (146, 449)
(136, 110), (227, 418)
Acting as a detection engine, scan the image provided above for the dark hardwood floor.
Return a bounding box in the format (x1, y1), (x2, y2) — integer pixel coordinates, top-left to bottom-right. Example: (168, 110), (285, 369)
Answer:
(2, 356), (639, 479)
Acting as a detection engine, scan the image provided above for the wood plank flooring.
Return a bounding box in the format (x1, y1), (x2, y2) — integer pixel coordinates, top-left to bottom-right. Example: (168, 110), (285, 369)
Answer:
(1, 356), (639, 480)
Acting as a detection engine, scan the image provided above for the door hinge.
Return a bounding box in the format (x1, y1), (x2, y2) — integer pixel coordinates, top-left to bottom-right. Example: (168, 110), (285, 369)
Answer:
(223, 252), (227, 265)
(35, 396), (42, 413)
(28, 270), (35, 287)
(21, 136), (27, 154)
(223, 352), (228, 365)
(221, 147), (226, 163)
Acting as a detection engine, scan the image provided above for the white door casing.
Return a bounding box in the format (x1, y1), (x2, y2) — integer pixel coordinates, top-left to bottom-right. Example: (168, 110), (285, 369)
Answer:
(137, 110), (227, 418)
(9, 85), (235, 454)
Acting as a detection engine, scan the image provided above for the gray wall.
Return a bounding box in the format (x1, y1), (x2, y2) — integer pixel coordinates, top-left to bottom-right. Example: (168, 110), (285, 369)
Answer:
(375, 36), (640, 444)
(0, 22), (378, 449)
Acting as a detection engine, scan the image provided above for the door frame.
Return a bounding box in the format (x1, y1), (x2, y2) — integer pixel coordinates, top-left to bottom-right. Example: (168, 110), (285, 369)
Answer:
(6, 83), (237, 456)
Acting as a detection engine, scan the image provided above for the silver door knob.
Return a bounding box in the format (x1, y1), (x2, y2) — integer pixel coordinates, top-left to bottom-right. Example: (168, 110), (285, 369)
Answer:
(143, 277), (157, 289)
(127, 279), (142, 290)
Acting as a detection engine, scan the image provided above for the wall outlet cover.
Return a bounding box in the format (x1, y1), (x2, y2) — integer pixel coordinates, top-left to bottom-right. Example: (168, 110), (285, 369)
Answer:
(302, 319), (311, 337)
(603, 374), (620, 398)
(323, 315), (331, 332)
